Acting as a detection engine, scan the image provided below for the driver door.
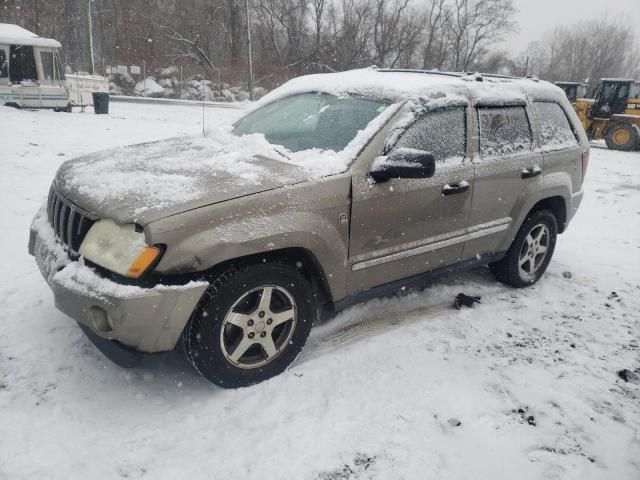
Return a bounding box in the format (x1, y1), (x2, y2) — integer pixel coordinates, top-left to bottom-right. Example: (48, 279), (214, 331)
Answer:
(348, 106), (475, 294)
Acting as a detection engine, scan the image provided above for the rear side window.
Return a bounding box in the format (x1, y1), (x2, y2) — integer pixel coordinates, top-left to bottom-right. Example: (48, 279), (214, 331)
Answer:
(478, 106), (532, 156)
(534, 102), (578, 149)
(394, 108), (466, 163)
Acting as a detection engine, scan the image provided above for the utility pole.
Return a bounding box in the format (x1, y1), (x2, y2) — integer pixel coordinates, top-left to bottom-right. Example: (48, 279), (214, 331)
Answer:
(87, 0), (95, 74)
(245, 0), (254, 101)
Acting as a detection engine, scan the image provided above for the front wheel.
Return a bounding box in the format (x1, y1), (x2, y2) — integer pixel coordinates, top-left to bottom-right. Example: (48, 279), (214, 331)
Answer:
(490, 210), (558, 288)
(182, 262), (316, 388)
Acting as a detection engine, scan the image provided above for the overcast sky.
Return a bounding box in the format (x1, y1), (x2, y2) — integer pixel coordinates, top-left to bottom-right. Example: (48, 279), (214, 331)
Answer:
(502, 0), (640, 54)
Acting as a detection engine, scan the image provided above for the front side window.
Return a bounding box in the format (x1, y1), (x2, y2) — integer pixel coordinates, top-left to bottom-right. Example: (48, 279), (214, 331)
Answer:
(0, 49), (7, 78)
(478, 106), (533, 156)
(392, 108), (466, 163)
(233, 92), (390, 153)
(535, 102), (578, 149)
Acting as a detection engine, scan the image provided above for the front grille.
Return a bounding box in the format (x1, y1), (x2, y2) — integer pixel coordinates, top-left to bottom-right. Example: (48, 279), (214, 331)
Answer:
(47, 188), (96, 253)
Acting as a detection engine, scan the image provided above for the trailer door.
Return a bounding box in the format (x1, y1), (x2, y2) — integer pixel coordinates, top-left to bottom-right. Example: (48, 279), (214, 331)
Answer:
(9, 45), (41, 107)
(0, 46), (8, 86)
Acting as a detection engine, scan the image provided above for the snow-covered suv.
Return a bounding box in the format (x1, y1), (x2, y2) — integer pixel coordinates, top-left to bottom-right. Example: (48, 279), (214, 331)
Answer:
(29, 68), (589, 387)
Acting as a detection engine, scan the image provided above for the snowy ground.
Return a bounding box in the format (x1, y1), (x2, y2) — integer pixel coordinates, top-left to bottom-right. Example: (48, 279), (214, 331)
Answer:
(1, 104), (639, 479)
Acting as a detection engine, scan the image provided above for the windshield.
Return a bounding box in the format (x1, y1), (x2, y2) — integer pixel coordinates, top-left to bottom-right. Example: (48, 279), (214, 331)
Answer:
(233, 92), (390, 153)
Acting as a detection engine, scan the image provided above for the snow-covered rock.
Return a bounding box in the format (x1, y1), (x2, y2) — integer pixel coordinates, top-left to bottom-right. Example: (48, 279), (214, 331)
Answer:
(134, 77), (165, 97)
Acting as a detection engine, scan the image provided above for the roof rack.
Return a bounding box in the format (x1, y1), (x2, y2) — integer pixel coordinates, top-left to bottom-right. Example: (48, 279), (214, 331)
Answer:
(375, 68), (539, 82)
(375, 68), (464, 78)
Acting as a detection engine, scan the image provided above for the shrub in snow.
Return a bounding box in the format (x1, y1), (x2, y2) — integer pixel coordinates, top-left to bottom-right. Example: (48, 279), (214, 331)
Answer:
(109, 72), (135, 95)
(235, 90), (249, 102)
(108, 82), (123, 96)
(221, 89), (234, 101)
(253, 86), (268, 99)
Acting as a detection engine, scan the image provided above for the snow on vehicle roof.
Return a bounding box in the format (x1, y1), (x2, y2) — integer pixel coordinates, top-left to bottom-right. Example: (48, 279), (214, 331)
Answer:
(0, 23), (62, 48)
(257, 68), (563, 107)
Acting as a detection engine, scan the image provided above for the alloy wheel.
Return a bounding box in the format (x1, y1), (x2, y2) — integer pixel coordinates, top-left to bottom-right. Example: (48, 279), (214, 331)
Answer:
(518, 223), (550, 279)
(220, 285), (297, 369)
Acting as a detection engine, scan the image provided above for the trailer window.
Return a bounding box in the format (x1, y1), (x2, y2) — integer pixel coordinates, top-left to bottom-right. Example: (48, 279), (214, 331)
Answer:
(40, 51), (54, 81)
(9, 45), (38, 83)
(0, 49), (7, 78)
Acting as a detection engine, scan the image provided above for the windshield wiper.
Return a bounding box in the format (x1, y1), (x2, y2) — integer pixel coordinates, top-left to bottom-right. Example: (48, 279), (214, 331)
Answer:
(272, 147), (291, 160)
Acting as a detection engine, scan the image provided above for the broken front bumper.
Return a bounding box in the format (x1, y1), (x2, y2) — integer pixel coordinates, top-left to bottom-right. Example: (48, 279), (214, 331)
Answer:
(28, 214), (208, 357)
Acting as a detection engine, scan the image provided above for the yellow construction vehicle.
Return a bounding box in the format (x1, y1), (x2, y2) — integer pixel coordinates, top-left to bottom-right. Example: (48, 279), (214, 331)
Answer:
(571, 79), (640, 151)
(555, 81), (589, 102)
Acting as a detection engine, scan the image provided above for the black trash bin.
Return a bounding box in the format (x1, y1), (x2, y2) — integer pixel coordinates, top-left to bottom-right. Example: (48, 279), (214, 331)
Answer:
(93, 92), (110, 114)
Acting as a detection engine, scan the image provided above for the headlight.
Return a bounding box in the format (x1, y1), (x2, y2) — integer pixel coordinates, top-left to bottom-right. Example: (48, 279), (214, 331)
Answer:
(79, 219), (161, 278)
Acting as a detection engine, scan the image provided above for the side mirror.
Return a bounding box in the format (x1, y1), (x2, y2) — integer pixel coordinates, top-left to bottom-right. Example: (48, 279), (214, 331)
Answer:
(369, 148), (436, 182)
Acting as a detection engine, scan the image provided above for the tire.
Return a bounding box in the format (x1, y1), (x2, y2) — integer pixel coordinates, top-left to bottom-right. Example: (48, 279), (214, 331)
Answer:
(182, 262), (316, 388)
(605, 123), (639, 151)
(490, 210), (558, 288)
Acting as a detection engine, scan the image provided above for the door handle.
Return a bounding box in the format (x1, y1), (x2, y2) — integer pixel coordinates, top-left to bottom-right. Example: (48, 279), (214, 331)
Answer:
(442, 180), (470, 196)
(521, 166), (542, 179)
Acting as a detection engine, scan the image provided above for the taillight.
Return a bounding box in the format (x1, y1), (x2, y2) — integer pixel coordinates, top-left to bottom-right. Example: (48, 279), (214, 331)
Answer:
(581, 150), (589, 180)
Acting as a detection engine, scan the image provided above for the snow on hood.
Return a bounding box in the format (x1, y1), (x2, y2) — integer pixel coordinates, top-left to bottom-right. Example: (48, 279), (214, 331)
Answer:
(54, 128), (303, 224)
(53, 106), (397, 225)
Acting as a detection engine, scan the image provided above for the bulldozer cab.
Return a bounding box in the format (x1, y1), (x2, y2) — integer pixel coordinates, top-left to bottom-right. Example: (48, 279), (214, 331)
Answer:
(590, 79), (635, 118)
(556, 82), (588, 102)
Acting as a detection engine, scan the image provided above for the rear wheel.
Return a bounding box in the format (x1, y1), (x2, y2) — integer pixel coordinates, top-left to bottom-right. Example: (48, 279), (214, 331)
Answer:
(182, 262), (315, 388)
(605, 123), (639, 151)
(490, 210), (558, 288)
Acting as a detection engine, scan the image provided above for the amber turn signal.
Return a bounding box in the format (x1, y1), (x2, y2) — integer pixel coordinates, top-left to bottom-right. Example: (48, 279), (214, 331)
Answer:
(126, 246), (161, 278)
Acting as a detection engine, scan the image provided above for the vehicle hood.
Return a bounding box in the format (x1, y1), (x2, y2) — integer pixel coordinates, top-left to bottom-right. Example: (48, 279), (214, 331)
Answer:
(53, 134), (310, 225)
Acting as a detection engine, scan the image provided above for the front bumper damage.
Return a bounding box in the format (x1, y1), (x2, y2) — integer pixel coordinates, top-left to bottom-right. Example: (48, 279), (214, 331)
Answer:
(28, 208), (208, 365)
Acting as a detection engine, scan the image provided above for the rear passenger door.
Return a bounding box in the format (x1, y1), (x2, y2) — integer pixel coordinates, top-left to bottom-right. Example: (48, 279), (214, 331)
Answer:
(463, 105), (543, 259)
(534, 101), (583, 202)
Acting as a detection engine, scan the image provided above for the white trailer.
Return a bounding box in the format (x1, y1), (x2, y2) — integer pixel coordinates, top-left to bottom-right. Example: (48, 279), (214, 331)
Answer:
(0, 23), (70, 110)
(65, 73), (109, 108)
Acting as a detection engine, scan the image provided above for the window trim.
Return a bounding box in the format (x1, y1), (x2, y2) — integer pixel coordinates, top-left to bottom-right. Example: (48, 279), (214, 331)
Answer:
(476, 105), (534, 158)
(384, 105), (469, 162)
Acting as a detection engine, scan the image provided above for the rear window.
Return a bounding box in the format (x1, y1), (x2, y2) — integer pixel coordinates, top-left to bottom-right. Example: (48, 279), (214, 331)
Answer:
(394, 108), (466, 163)
(534, 102), (578, 149)
(478, 106), (532, 156)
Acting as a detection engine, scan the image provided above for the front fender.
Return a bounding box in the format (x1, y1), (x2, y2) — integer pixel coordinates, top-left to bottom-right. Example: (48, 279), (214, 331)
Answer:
(146, 175), (352, 302)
